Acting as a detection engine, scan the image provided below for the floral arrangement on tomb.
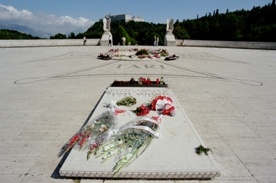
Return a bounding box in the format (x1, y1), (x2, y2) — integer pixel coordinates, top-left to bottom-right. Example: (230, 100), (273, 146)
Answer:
(164, 54), (179, 61)
(135, 49), (149, 57)
(59, 78), (176, 173)
(90, 95), (175, 173)
(111, 77), (167, 87)
(131, 95), (175, 117)
(97, 53), (112, 60)
(88, 116), (160, 174)
(97, 48), (178, 61)
(116, 96), (137, 107)
(59, 111), (117, 156)
(132, 104), (150, 116)
(150, 95), (175, 116)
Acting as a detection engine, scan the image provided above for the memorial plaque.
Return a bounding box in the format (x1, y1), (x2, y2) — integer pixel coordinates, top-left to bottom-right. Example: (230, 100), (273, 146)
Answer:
(60, 87), (221, 179)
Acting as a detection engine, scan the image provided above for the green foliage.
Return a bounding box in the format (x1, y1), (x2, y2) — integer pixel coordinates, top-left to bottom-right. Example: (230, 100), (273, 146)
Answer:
(83, 3), (275, 44)
(195, 145), (212, 155)
(84, 20), (166, 45)
(106, 21), (137, 45)
(2, 2), (275, 42)
(68, 32), (76, 39)
(83, 21), (103, 38)
(181, 3), (276, 41)
(174, 20), (189, 39)
(50, 33), (67, 39)
(135, 49), (149, 55)
(0, 29), (40, 39)
(116, 25), (136, 45)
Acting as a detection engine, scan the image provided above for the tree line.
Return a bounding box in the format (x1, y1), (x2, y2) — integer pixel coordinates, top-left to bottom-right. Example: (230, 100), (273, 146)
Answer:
(81, 2), (276, 44)
(178, 3), (276, 42)
(1, 1), (275, 43)
(0, 29), (40, 39)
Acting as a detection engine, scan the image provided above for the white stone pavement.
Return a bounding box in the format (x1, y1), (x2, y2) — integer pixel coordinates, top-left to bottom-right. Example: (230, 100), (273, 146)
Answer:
(0, 45), (275, 183)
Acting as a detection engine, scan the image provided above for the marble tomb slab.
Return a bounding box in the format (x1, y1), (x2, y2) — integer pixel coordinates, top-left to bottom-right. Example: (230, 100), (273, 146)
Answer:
(59, 87), (221, 179)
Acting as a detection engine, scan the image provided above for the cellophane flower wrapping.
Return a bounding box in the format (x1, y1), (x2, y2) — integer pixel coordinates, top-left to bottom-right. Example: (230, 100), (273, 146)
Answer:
(94, 116), (160, 174)
(61, 110), (118, 155)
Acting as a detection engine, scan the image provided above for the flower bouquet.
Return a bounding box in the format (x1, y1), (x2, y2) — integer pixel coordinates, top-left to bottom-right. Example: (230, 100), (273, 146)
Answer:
(97, 48), (179, 61)
(91, 116), (160, 174)
(131, 104), (150, 116)
(110, 77), (168, 87)
(59, 110), (117, 156)
(164, 54), (179, 61)
(97, 53), (112, 60)
(116, 96), (137, 107)
(151, 96), (175, 116)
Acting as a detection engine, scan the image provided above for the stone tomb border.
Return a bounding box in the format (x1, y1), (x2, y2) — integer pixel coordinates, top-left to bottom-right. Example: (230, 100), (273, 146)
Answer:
(59, 86), (221, 179)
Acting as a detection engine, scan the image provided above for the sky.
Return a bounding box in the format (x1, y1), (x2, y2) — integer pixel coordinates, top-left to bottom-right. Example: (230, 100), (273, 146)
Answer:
(0, 0), (272, 35)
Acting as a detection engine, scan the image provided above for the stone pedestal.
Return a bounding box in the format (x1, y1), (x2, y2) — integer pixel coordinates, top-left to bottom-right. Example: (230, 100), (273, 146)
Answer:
(100, 32), (111, 46)
(164, 31), (176, 46)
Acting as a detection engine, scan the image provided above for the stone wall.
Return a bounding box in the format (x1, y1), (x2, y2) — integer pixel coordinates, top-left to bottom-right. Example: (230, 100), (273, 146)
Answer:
(1, 38), (275, 49)
(0, 39), (100, 47)
(176, 39), (276, 50)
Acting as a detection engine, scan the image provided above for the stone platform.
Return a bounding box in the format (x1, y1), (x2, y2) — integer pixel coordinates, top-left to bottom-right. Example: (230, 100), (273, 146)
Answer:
(1, 46), (276, 183)
(60, 87), (221, 179)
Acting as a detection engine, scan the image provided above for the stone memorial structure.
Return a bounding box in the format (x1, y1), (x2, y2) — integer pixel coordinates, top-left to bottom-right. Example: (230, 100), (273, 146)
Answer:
(59, 82), (221, 179)
(100, 17), (112, 46)
(164, 19), (176, 46)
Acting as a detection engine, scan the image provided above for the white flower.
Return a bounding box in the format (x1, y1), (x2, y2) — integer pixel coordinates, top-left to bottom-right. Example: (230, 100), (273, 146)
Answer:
(100, 124), (108, 132)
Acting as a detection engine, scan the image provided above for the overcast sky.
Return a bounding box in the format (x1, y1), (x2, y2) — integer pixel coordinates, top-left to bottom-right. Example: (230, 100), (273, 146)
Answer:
(0, 0), (272, 35)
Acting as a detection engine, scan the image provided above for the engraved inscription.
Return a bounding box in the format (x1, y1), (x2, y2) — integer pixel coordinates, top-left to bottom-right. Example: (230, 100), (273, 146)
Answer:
(116, 64), (165, 69)
(106, 88), (170, 98)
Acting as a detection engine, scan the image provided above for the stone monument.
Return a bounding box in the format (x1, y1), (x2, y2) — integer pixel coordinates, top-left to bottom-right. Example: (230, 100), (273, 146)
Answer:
(100, 17), (112, 46)
(59, 77), (221, 179)
(164, 19), (176, 46)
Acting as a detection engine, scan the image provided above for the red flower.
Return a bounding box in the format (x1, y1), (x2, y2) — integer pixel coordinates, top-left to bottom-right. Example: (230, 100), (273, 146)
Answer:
(132, 105), (150, 116)
(66, 133), (81, 151)
(151, 115), (162, 124)
(150, 96), (175, 116)
(156, 78), (160, 84)
(146, 78), (151, 85)
(151, 96), (165, 110)
(142, 77), (147, 84)
(79, 135), (89, 149)
(137, 77), (163, 85)
(138, 77), (145, 85)
(162, 104), (175, 116)
(115, 109), (126, 115)
(87, 142), (100, 160)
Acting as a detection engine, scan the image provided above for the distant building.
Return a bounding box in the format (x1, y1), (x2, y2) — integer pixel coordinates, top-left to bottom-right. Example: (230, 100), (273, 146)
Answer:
(106, 14), (144, 22)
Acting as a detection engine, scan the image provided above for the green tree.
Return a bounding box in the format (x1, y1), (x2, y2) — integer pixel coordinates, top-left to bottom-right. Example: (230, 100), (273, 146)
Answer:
(82, 2), (276, 43)
(50, 33), (67, 39)
(84, 21), (103, 38)
(174, 20), (189, 39)
(0, 29), (39, 39)
(68, 32), (76, 39)
(116, 25), (136, 45)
